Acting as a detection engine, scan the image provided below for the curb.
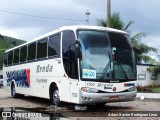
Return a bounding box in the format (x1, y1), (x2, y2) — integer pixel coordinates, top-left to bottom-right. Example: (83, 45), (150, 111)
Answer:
(136, 93), (160, 99)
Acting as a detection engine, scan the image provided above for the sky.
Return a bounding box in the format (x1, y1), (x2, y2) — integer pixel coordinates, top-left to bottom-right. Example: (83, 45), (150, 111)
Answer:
(0, 0), (160, 59)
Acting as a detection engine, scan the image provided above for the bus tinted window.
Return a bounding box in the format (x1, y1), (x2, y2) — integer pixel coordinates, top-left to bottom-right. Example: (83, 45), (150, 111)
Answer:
(28, 42), (36, 61)
(20, 46), (27, 63)
(108, 32), (131, 49)
(0, 75), (2, 79)
(62, 30), (77, 79)
(13, 49), (20, 64)
(62, 31), (75, 52)
(37, 38), (47, 59)
(4, 53), (8, 66)
(8, 51), (13, 65)
(48, 34), (60, 57)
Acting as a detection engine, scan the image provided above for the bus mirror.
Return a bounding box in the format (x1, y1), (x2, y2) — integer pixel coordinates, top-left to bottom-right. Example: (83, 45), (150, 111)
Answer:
(133, 47), (138, 53)
(133, 47), (139, 64)
(69, 40), (81, 60)
(75, 46), (82, 59)
(133, 47), (136, 52)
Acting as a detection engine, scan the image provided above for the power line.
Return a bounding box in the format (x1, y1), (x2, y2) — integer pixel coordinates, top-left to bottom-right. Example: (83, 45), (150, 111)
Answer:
(0, 9), (86, 22)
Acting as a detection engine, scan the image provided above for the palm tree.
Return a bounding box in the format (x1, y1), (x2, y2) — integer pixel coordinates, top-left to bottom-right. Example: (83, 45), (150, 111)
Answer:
(131, 32), (157, 63)
(97, 12), (157, 63)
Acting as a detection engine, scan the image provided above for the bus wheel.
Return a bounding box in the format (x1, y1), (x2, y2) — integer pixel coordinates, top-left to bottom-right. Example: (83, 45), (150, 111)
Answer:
(11, 83), (24, 98)
(11, 83), (17, 97)
(51, 86), (61, 106)
(95, 103), (107, 106)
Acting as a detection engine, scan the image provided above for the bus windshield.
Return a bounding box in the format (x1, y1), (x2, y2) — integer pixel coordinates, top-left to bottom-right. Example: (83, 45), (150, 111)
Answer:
(77, 30), (136, 82)
(109, 32), (136, 80)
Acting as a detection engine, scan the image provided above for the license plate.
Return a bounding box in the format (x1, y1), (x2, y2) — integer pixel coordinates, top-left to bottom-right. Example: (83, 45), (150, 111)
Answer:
(109, 96), (119, 101)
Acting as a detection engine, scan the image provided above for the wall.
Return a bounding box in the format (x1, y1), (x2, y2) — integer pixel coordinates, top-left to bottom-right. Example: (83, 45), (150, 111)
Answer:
(137, 64), (160, 87)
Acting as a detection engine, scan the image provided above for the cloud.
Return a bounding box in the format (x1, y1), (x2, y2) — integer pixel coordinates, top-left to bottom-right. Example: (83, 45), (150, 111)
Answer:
(0, 27), (19, 38)
(0, 0), (91, 40)
(142, 35), (160, 58)
(0, 26), (45, 40)
(0, 0), (107, 27)
(145, 36), (160, 51)
(0, 0), (103, 40)
(0, 0), (159, 57)
(15, 27), (45, 41)
(112, 0), (160, 35)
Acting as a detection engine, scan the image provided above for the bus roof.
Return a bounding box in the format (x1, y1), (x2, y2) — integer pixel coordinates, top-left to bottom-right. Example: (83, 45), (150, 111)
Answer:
(4, 25), (127, 53)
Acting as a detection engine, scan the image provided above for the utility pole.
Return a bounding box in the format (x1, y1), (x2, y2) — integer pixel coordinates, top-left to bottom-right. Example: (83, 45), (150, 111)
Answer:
(107, 0), (111, 27)
(85, 10), (90, 25)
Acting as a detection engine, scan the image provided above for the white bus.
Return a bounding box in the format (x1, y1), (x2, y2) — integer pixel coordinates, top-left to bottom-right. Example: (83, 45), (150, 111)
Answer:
(3, 26), (137, 106)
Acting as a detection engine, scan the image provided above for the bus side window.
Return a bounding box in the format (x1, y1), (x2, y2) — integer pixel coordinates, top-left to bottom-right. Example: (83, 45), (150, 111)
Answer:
(8, 51), (13, 66)
(28, 42), (36, 61)
(37, 38), (48, 59)
(48, 34), (61, 57)
(0, 75), (2, 79)
(13, 48), (20, 64)
(20, 46), (27, 63)
(4, 53), (8, 66)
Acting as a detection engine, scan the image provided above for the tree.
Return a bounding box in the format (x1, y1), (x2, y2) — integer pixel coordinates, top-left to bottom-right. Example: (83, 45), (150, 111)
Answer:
(0, 36), (11, 69)
(97, 12), (157, 63)
(131, 33), (157, 63)
(0, 35), (26, 69)
(147, 55), (160, 73)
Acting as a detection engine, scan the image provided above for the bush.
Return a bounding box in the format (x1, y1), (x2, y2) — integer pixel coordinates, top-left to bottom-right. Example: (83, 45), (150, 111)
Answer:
(147, 62), (160, 73)
(137, 84), (159, 93)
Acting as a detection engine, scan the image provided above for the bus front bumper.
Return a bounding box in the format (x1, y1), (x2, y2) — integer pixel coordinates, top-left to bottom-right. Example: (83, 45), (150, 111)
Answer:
(79, 91), (137, 105)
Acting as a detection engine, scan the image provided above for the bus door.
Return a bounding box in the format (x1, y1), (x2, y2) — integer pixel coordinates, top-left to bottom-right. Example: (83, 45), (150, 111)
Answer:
(62, 30), (80, 103)
(62, 45), (79, 103)
(69, 78), (79, 103)
(69, 43), (80, 103)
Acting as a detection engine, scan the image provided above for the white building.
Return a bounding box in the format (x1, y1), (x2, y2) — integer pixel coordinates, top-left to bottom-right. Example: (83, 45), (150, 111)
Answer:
(137, 64), (160, 87)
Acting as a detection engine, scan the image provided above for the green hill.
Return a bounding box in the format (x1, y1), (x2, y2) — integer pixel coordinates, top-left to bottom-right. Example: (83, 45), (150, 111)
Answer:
(0, 34), (26, 69)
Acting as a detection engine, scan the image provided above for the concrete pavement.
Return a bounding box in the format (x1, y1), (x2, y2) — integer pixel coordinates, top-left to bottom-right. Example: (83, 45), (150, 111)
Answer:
(137, 93), (160, 99)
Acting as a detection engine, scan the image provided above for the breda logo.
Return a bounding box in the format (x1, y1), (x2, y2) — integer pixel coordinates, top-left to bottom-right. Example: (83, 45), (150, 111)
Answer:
(113, 87), (117, 92)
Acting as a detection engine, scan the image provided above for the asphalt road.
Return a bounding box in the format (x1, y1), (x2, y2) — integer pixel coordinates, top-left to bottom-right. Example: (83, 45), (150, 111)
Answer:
(0, 88), (160, 120)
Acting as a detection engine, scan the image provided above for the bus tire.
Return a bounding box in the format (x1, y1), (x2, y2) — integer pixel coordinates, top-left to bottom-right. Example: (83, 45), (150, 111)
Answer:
(11, 82), (24, 98)
(50, 86), (61, 106)
(95, 103), (107, 106)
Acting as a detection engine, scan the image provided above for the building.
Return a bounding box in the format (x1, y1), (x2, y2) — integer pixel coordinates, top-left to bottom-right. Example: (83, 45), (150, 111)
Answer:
(137, 64), (160, 87)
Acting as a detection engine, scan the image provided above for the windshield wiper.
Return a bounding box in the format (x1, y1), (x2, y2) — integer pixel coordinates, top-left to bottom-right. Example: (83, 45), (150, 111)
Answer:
(99, 50), (111, 79)
(115, 54), (128, 80)
(99, 61), (111, 79)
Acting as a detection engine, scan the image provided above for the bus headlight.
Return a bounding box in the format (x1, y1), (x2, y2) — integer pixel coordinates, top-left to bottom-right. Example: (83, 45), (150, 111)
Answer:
(128, 86), (137, 92)
(81, 87), (99, 93)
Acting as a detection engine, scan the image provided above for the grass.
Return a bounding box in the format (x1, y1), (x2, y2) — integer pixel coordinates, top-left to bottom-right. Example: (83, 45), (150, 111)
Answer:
(152, 87), (160, 93)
